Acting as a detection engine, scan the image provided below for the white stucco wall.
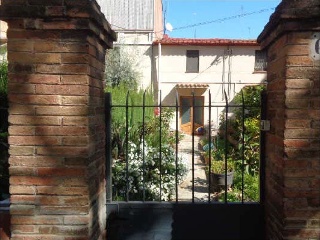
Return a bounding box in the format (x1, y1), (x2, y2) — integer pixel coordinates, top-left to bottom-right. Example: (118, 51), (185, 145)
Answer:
(153, 44), (267, 132)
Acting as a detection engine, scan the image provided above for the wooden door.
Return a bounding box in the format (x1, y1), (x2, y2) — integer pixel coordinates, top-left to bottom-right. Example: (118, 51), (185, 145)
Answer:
(180, 96), (204, 134)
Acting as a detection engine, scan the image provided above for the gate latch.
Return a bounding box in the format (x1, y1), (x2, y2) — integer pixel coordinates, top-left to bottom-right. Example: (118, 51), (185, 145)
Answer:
(260, 120), (270, 131)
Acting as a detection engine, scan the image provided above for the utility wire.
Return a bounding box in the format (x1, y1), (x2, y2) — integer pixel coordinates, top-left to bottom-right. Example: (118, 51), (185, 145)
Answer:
(173, 7), (275, 31)
(109, 7), (275, 37)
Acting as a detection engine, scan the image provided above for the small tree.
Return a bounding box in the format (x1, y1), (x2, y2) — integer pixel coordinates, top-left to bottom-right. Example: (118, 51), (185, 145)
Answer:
(105, 47), (140, 89)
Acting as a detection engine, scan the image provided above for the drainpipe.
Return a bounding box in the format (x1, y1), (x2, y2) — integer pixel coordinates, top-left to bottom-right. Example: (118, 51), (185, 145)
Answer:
(158, 42), (161, 104)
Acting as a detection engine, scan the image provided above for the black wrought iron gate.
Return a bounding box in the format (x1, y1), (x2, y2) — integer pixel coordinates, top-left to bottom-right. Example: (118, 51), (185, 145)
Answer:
(105, 89), (267, 240)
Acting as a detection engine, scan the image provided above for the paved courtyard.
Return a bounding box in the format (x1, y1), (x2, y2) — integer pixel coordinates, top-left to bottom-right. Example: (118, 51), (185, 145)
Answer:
(177, 134), (210, 202)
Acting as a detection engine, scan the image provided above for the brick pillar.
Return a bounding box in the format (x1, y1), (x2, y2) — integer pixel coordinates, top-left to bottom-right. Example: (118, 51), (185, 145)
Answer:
(258, 0), (320, 239)
(0, 0), (116, 239)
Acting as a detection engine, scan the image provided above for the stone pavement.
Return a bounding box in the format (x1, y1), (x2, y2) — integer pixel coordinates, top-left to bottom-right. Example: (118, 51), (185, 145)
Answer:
(176, 134), (210, 202)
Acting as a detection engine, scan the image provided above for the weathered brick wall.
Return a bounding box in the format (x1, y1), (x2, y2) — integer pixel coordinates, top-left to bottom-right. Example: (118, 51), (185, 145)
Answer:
(0, 0), (116, 239)
(258, 0), (320, 239)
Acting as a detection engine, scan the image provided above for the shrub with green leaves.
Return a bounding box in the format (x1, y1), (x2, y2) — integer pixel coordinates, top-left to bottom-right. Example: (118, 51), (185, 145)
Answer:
(112, 142), (187, 201)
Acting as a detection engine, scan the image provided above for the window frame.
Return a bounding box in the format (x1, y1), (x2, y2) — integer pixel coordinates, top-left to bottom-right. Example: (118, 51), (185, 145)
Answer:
(254, 50), (267, 72)
(186, 50), (200, 73)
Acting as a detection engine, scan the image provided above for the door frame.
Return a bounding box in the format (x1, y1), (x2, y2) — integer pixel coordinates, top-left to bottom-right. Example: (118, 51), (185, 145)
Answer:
(179, 95), (204, 134)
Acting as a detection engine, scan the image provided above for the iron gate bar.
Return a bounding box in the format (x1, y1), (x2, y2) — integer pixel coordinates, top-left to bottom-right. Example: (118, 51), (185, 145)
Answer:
(224, 91), (229, 203)
(241, 90), (245, 204)
(175, 92), (179, 203)
(105, 93), (112, 202)
(260, 90), (267, 204)
(159, 91), (163, 201)
(142, 91), (146, 201)
(208, 90), (212, 202)
(108, 93), (262, 203)
(192, 93), (195, 203)
(125, 91), (129, 202)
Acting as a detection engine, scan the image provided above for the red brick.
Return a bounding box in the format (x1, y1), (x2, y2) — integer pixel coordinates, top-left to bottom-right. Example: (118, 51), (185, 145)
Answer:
(8, 83), (36, 94)
(39, 206), (88, 215)
(38, 225), (88, 235)
(61, 75), (89, 85)
(35, 126), (88, 136)
(36, 84), (89, 95)
(9, 126), (35, 135)
(28, 0), (63, 5)
(286, 67), (317, 79)
(9, 73), (60, 84)
(9, 115), (62, 125)
(284, 129), (319, 139)
(8, 104), (35, 115)
(8, 63), (34, 74)
(285, 98), (310, 109)
(61, 96), (88, 105)
(10, 176), (62, 186)
(11, 225), (37, 234)
(36, 146), (89, 157)
(10, 235), (63, 240)
(284, 179), (309, 188)
(8, 40), (34, 52)
(284, 189), (319, 198)
(10, 156), (64, 167)
(61, 53), (88, 63)
(7, 29), (61, 40)
(9, 94), (61, 105)
(62, 136), (89, 146)
(285, 89), (312, 99)
(9, 146), (35, 156)
(9, 136), (60, 145)
(286, 56), (314, 66)
(10, 216), (63, 225)
(284, 139), (310, 148)
(45, 6), (66, 17)
(10, 185), (36, 195)
(34, 41), (88, 53)
(37, 167), (86, 177)
(23, 18), (43, 30)
(64, 215), (89, 225)
(283, 228), (320, 239)
(36, 64), (88, 74)
(35, 106), (89, 116)
(285, 119), (310, 129)
(36, 186), (88, 196)
(285, 44), (309, 56)
(11, 205), (35, 215)
(61, 177), (87, 187)
(10, 167), (36, 176)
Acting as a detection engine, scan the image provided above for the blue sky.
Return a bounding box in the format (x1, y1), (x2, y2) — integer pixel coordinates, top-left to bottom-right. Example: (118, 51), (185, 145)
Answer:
(164, 0), (281, 39)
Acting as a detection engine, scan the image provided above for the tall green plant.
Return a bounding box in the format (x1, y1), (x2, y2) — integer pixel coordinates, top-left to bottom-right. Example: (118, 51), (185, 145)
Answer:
(0, 61), (7, 94)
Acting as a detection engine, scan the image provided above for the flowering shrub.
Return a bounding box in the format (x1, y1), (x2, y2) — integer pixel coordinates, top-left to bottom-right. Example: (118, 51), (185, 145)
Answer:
(112, 142), (188, 201)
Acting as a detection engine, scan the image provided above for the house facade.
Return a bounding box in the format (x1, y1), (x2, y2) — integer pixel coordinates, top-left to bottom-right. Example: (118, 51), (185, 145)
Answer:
(98, 0), (163, 89)
(152, 36), (267, 134)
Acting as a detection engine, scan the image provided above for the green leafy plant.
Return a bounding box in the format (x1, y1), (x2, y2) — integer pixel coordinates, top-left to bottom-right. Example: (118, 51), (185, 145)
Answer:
(112, 142), (188, 201)
(210, 160), (235, 174)
(0, 60), (7, 94)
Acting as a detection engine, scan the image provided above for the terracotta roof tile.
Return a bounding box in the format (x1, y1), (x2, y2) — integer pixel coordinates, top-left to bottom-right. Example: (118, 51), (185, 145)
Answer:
(176, 83), (209, 89)
(154, 35), (259, 46)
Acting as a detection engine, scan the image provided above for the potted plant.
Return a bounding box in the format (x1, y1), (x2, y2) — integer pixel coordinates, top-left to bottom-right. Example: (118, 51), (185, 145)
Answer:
(209, 159), (235, 192)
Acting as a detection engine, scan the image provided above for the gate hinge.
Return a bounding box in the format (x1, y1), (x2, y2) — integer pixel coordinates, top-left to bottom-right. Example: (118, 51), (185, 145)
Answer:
(260, 120), (270, 131)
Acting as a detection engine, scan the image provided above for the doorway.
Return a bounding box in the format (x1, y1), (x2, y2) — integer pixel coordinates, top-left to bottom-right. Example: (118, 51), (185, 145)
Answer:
(180, 96), (204, 134)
